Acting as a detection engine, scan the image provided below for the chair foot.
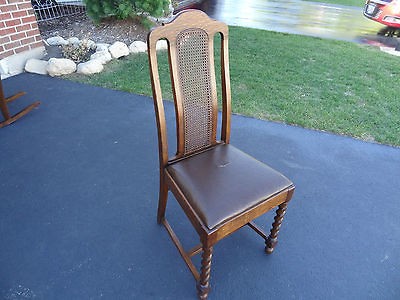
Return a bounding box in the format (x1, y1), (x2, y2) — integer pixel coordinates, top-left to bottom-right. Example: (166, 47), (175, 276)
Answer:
(196, 246), (213, 299)
(0, 101), (40, 128)
(196, 282), (211, 300)
(265, 202), (289, 254)
(265, 237), (278, 254)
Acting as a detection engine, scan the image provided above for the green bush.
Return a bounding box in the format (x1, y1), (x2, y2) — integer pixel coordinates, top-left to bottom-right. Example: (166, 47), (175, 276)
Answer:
(139, 0), (171, 16)
(84, 0), (170, 23)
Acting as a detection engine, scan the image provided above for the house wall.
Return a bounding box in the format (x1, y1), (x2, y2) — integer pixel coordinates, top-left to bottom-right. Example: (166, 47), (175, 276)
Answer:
(0, 0), (45, 78)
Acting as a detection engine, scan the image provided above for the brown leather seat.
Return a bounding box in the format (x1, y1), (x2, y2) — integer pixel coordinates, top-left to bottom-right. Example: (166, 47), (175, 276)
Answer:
(167, 144), (292, 230)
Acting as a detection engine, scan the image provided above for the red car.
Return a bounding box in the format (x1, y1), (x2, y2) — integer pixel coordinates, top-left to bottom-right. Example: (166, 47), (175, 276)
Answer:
(364, 0), (400, 28)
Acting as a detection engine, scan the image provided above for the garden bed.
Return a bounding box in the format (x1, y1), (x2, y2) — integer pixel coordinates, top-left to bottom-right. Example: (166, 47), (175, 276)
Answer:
(38, 13), (150, 45)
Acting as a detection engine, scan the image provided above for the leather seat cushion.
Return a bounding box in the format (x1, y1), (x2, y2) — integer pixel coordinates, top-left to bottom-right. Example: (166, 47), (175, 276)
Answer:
(166, 144), (292, 230)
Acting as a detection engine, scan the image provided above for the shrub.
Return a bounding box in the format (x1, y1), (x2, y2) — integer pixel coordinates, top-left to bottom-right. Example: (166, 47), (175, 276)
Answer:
(135, 0), (169, 17)
(84, 0), (170, 23)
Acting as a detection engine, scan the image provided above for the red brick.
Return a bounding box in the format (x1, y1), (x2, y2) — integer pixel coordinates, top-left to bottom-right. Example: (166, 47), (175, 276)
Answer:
(26, 8), (35, 16)
(8, 0), (25, 3)
(4, 41), (21, 50)
(14, 44), (29, 54)
(0, 49), (14, 59)
(5, 19), (21, 26)
(0, 4), (17, 12)
(15, 23), (30, 32)
(0, 27), (16, 35)
(20, 36), (34, 45)
(29, 40), (43, 49)
(0, 36), (10, 44)
(10, 32), (25, 41)
(0, 12), (12, 20)
(30, 22), (38, 29)
(0, 21), (5, 28)
(25, 28), (40, 37)
(12, 10), (27, 18)
(34, 35), (42, 42)
(17, 3), (31, 10)
(22, 7), (34, 14)
(21, 15), (36, 24)
(0, 45), (4, 52)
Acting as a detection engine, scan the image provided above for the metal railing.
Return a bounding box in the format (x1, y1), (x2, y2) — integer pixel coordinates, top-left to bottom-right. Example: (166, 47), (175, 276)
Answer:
(31, 0), (85, 22)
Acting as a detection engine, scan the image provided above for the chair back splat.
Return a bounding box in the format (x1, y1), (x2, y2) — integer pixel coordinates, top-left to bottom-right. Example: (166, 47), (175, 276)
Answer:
(148, 9), (230, 162)
(147, 10), (295, 299)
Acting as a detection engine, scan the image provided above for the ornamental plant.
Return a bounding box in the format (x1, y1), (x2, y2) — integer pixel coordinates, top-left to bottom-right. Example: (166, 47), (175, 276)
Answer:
(62, 40), (95, 63)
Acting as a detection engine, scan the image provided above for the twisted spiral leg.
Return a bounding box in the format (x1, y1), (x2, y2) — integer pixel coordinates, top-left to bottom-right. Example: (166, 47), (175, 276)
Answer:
(265, 202), (289, 254)
(197, 246), (213, 299)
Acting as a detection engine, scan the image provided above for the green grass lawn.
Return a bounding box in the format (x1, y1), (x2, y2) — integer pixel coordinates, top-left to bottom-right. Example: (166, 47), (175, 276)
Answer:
(303, 0), (364, 7)
(65, 27), (400, 146)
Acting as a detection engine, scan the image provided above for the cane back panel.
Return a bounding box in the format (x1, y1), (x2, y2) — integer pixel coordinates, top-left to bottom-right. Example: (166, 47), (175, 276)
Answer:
(147, 10), (230, 161)
(176, 28), (215, 154)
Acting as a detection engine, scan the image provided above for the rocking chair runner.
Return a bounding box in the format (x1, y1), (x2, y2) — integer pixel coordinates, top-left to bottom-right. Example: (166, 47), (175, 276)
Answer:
(0, 78), (40, 128)
(147, 10), (295, 299)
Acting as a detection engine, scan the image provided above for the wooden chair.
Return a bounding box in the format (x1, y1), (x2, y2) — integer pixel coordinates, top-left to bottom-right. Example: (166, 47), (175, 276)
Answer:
(0, 78), (40, 128)
(147, 10), (295, 299)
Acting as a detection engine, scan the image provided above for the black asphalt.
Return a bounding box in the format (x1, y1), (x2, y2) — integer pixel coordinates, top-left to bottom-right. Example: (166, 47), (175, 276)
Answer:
(1, 73), (399, 299)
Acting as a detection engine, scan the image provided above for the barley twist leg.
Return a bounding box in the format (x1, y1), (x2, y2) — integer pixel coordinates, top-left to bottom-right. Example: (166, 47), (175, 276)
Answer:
(265, 202), (289, 254)
(196, 246), (213, 299)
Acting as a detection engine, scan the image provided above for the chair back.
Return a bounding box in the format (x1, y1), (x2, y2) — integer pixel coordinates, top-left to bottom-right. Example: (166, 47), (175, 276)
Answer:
(147, 10), (231, 165)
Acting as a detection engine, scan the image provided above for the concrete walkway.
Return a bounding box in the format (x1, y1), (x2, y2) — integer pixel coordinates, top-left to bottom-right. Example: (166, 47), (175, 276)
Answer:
(0, 74), (399, 299)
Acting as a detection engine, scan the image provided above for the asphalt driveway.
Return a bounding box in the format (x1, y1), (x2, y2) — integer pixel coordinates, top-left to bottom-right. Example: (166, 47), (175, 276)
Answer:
(0, 73), (399, 299)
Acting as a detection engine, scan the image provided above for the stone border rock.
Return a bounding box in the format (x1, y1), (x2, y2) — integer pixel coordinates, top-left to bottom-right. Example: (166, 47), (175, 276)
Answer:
(25, 34), (400, 77)
(24, 36), (165, 76)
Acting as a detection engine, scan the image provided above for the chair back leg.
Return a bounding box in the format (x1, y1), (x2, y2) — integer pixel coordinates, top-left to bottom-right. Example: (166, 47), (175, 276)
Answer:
(157, 175), (169, 224)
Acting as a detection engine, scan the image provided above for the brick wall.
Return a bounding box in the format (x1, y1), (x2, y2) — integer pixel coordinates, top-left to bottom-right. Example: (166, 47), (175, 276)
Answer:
(0, 0), (43, 60)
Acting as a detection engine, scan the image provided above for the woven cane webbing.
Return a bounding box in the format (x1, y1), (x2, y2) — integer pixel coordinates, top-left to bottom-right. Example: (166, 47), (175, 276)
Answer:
(176, 28), (216, 154)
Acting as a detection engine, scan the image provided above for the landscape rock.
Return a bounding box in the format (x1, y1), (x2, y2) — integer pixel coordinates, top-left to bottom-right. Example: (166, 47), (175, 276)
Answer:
(156, 40), (168, 51)
(83, 39), (97, 50)
(108, 41), (129, 59)
(67, 37), (80, 45)
(25, 58), (48, 75)
(46, 58), (76, 76)
(77, 59), (104, 75)
(46, 36), (68, 46)
(96, 43), (110, 52)
(90, 50), (112, 65)
(129, 41), (147, 53)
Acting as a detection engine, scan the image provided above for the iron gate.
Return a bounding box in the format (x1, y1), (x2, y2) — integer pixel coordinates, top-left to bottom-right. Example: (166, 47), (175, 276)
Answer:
(31, 0), (85, 22)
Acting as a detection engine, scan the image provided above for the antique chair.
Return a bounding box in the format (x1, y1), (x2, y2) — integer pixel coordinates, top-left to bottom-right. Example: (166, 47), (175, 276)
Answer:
(147, 10), (295, 299)
(0, 78), (40, 128)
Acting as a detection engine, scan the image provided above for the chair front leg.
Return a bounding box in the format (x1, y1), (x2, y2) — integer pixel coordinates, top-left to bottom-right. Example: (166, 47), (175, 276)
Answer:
(265, 201), (289, 254)
(196, 246), (213, 299)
